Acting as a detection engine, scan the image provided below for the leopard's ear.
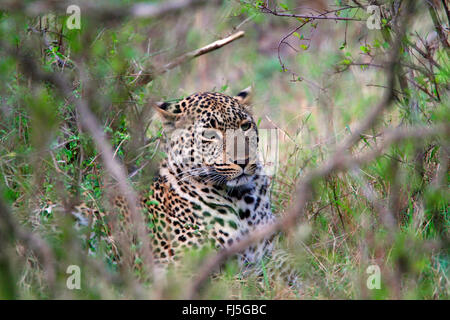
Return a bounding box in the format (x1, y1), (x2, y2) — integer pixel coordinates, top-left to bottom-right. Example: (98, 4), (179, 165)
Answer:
(153, 101), (179, 123)
(234, 86), (252, 105)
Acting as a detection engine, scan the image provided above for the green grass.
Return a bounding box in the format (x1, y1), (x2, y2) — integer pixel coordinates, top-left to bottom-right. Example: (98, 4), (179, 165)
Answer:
(0, 0), (448, 299)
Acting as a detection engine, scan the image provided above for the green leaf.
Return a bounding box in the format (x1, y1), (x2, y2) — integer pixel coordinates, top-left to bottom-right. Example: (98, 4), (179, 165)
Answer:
(360, 45), (371, 54)
(279, 3), (289, 10)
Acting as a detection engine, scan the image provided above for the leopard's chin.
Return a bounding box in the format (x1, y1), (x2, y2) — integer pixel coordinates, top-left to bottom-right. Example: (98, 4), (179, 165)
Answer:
(226, 174), (254, 188)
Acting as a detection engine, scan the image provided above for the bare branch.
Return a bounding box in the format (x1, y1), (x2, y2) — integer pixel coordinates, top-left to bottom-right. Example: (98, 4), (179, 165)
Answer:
(2, 43), (156, 279)
(133, 31), (245, 86)
(163, 31), (245, 71)
(185, 123), (448, 298)
(427, 1), (450, 49)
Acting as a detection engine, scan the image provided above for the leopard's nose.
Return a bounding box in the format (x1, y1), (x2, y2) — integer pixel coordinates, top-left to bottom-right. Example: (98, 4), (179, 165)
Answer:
(234, 158), (249, 170)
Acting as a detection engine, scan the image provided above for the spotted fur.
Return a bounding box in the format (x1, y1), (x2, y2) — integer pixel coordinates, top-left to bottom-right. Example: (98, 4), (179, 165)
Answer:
(75, 89), (280, 274)
(146, 89), (275, 267)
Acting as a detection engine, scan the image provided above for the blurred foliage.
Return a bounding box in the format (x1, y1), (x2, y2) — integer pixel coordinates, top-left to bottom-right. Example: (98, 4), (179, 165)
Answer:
(0, 0), (448, 299)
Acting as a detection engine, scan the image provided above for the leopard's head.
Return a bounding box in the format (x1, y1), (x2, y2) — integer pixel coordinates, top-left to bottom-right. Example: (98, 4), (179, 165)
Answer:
(155, 88), (261, 187)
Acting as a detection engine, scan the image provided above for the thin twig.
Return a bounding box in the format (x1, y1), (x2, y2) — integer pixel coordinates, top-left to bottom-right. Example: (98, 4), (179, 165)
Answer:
(134, 31), (245, 86)
(427, 1), (450, 49)
(260, 5), (363, 21)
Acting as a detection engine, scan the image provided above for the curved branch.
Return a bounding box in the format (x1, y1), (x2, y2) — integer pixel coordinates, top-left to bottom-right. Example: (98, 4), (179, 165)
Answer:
(184, 2), (419, 298)
(133, 31), (245, 86)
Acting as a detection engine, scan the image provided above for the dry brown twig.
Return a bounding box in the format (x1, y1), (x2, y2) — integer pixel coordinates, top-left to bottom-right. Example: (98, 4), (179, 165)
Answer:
(162, 31), (245, 71)
(259, 4), (363, 21)
(132, 30), (245, 86)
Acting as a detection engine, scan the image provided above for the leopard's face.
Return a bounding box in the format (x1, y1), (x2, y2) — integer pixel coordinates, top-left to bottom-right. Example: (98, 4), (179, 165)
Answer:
(155, 89), (260, 187)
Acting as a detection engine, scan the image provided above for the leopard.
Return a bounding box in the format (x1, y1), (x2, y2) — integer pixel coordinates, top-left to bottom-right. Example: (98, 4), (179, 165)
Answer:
(138, 88), (273, 267)
(68, 87), (297, 285)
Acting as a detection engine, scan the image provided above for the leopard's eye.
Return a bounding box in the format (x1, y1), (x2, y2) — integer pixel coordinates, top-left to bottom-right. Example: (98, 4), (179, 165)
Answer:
(241, 122), (251, 131)
(203, 129), (221, 140)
